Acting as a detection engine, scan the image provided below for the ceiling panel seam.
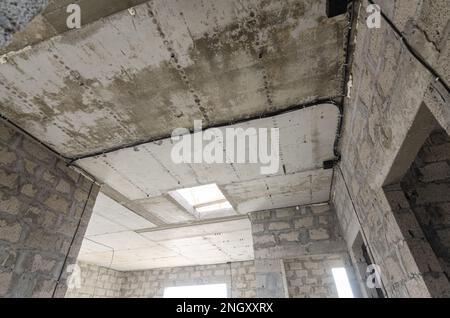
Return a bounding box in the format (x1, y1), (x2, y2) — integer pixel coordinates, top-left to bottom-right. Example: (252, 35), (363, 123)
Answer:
(68, 98), (343, 163)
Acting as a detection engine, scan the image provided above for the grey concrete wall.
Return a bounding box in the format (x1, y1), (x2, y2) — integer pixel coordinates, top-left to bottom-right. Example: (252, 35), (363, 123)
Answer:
(0, 119), (99, 297)
(249, 204), (353, 298)
(65, 260), (256, 298)
(331, 0), (450, 298)
(65, 262), (124, 298)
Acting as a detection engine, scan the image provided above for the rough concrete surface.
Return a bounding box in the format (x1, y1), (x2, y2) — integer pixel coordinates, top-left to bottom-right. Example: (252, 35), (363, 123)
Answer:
(249, 204), (355, 297)
(0, 0), (49, 48)
(65, 260), (256, 298)
(332, 0), (450, 298)
(1, 0), (449, 299)
(0, 0), (345, 158)
(0, 119), (99, 297)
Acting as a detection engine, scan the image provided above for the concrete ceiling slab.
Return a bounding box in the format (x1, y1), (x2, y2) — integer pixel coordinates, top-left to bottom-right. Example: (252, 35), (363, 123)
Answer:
(111, 257), (196, 272)
(0, 0), (345, 158)
(204, 229), (254, 258)
(79, 216), (253, 270)
(138, 218), (251, 241)
(134, 195), (195, 224)
(158, 236), (218, 253)
(74, 104), (337, 228)
(93, 192), (155, 230)
(77, 104), (338, 201)
(79, 238), (112, 254)
(85, 214), (128, 236)
(224, 169), (333, 214)
(0, 0), (347, 271)
(87, 231), (157, 251)
(77, 250), (115, 268)
(111, 245), (180, 260)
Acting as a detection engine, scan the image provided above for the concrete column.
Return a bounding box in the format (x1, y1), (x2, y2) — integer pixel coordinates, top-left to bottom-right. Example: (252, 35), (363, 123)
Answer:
(255, 258), (288, 298)
(0, 120), (99, 297)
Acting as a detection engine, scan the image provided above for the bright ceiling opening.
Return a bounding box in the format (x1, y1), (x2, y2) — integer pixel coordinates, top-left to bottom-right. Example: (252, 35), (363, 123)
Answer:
(331, 268), (354, 298)
(163, 283), (228, 298)
(169, 183), (234, 218)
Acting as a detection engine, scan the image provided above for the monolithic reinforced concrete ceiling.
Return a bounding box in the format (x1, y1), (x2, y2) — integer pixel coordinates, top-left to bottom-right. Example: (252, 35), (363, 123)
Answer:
(0, 0), (345, 158)
(78, 104), (338, 270)
(79, 192), (254, 270)
(0, 0), (346, 270)
(77, 104), (338, 223)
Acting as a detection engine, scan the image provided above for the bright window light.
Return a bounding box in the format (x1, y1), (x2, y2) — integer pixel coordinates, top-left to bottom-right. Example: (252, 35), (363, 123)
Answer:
(163, 283), (227, 298)
(175, 184), (225, 206)
(332, 267), (354, 298)
(169, 184), (234, 216)
(196, 201), (232, 213)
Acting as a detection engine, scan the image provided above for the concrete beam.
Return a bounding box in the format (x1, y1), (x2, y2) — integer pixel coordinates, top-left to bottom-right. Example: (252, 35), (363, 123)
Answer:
(135, 214), (249, 233)
(100, 184), (165, 226)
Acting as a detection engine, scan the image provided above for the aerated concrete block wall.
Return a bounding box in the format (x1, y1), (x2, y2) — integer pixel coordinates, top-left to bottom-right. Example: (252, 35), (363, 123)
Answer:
(249, 204), (357, 298)
(121, 261), (256, 298)
(389, 128), (450, 297)
(284, 254), (357, 298)
(0, 119), (99, 297)
(65, 260), (256, 298)
(332, 0), (450, 297)
(401, 129), (450, 282)
(250, 204), (344, 253)
(65, 262), (124, 298)
(67, 204), (360, 298)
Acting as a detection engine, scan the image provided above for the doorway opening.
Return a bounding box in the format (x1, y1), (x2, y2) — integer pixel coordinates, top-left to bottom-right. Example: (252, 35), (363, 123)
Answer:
(383, 105), (450, 297)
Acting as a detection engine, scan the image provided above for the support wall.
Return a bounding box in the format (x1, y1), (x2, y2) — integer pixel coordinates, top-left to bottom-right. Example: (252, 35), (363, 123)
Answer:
(0, 119), (99, 297)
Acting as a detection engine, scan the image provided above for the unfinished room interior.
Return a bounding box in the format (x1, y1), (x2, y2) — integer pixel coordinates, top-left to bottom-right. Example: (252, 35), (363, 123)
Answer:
(0, 0), (449, 299)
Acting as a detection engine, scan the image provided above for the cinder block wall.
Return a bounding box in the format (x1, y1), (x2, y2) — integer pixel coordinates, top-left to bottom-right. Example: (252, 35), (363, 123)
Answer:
(284, 254), (354, 298)
(332, 0), (450, 297)
(66, 204), (360, 298)
(65, 260), (256, 298)
(250, 204), (344, 253)
(66, 204), (361, 298)
(0, 119), (99, 297)
(400, 129), (450, 280)
(249, 204), (358, 298)
(393, 128), (450, 297)
(67, 255), (357, 298)
(121, 261), (256, 298)
(65, 262), (124, 298)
